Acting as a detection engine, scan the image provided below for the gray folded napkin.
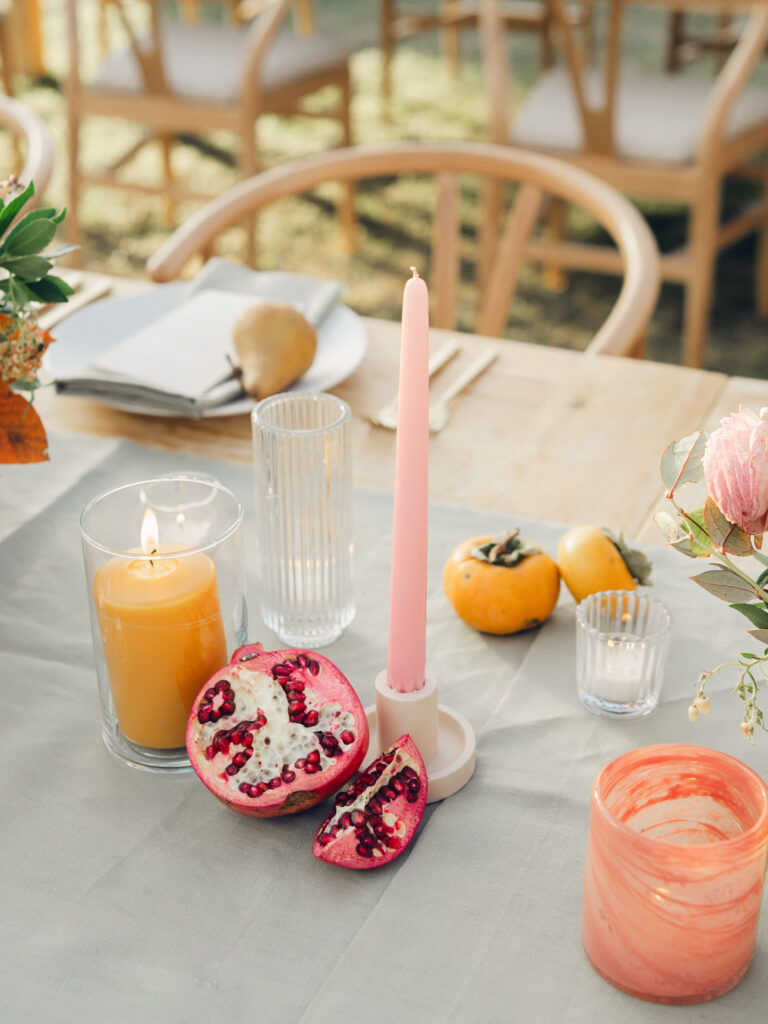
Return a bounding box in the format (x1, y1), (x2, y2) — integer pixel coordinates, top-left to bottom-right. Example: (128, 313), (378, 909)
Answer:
(54, 259), (344, 416)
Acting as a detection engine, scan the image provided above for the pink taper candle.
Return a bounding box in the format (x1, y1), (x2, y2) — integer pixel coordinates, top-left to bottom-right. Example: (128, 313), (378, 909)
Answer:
(387, 268), (429, 693)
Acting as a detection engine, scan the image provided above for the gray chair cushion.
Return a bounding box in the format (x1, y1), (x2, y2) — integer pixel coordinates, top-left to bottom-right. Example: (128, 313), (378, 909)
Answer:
(92, 22), (350, 103)
(512, 67), (768, 164)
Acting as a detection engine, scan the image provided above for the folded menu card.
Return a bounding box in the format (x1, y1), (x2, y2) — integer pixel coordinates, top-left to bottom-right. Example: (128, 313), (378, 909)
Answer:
(54, 260), (343, 415)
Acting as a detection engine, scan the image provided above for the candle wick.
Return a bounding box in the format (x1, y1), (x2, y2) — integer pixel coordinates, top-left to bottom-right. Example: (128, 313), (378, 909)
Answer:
(149, 547), (157, 569)
(409, 266), (419, 278)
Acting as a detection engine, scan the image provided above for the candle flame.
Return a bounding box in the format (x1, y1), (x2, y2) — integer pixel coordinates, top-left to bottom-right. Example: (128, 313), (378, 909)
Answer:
(141, 507), (159, 555)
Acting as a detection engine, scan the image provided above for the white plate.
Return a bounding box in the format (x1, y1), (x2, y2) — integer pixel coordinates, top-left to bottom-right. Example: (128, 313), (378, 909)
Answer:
(46, 281), (368, 418)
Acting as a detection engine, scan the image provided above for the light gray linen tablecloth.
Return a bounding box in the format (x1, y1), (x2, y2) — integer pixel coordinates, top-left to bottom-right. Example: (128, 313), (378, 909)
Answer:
(2, 432), (767, 1023)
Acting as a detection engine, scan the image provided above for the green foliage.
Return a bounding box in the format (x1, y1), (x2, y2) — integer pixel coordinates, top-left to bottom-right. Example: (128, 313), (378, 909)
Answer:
(0, 182), (75, 311)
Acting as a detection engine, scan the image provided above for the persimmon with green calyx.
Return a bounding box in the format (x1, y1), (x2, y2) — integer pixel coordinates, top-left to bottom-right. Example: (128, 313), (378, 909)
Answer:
(557, 525), (652, 603)
(443, 530), (560, 635)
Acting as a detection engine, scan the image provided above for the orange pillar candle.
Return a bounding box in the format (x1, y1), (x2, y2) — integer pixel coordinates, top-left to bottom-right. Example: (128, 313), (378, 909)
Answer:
(93, 509), (227, 749)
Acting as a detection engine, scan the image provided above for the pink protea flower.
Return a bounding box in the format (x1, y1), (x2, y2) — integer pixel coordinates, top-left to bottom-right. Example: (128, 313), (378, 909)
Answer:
(703, 405), (768, 534)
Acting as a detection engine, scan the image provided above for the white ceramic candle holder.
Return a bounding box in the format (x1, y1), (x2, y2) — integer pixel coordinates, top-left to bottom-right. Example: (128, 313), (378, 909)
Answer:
(365, 671), (476, 803)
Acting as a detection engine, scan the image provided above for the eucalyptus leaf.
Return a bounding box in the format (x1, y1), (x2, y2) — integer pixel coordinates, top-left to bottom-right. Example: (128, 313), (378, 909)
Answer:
(729, 602), (768, 628)
(653, 510), (686, 544)
(692, 568), (761, 603)
(671, 535), (700, 558)
(41, 243), (79, 261)
(23, 276), (74, 303)
(1, 254), (53, 280)
(686, 507), (711, 557)
(0, 181), (34, 241)
(703, 497), (753, 556)
(758, 568), (768, 589)
(741, 652), (759, 660)
(659, 431), (708, 493)
(2, 216), (57, 257)
(753, 550), (768, 569)
(749, 628), (768, 644)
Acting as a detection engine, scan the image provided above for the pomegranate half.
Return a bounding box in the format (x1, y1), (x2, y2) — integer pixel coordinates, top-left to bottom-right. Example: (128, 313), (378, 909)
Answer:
(185, 643), (368, 818)
(313, 734), (427, 868)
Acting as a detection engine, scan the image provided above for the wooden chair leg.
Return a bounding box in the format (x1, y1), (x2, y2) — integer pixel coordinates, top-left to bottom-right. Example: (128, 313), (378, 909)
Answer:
(666, 11), (684, 72)
(159, 133), (175, 227)
(543, 197), (567, 292)
(442, 0), (460, 77)
(682, 186), (720, 367)
(338, 71), (356, 252)
(239, 121), (259, 267)
(380, 0), (395, 122)
(478, 178), (505, 296)
(756, 162), (768, 318)
(67, 110), (83, 265)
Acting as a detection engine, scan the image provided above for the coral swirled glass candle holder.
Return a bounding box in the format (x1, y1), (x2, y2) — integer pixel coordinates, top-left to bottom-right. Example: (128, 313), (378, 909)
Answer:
(582, 744), (768, 1004)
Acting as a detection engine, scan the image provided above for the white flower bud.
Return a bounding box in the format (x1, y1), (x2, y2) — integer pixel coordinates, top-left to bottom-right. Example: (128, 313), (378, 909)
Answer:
(694, 695), (711, 715)
(688, 704), (699, 723)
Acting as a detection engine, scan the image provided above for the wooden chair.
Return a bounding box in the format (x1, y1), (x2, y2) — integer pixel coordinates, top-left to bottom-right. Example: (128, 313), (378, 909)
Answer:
(481, 0), (768, 367)
(147, 141), (660, 356)
(380, 0), (591, 118)
(65, 0), (354, 249)
(0, 93), (55, 199)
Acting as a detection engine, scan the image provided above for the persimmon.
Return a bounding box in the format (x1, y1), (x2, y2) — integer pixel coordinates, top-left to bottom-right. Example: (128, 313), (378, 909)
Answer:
(557, 525), (651, 603)
(443, 530), (560, 635)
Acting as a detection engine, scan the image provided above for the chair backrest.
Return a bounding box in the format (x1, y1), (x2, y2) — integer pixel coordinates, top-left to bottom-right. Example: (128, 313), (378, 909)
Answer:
(148, 141), (660, 356)
(0, 93), (54, 199)
(482, 0), (768, 162)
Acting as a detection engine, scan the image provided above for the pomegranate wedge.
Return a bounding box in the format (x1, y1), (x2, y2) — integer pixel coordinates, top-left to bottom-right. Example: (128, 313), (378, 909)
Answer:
(313, 734), (427, 868)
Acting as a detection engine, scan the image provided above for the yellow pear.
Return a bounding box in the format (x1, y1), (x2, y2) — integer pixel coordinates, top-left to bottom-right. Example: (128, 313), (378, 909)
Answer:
(232, 302), (317, 399)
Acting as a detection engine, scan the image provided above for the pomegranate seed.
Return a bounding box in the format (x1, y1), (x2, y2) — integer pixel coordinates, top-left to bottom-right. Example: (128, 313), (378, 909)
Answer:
(288, 680), (306, 691)
(220, 700), (235, 715)
(232, 753), (248, 768)
(308, 659), (320, 676)
(303, 710), (319, 727)
(391, 778), (405, 793)
(340, 730), (355, 745)
(205, 744), (216, 760)
(273, 664), (292, 678)
(215, 679), (229, 693)
(288, 701), (306, 715)
(242, 732), (254, 745)
(225, 764), (239, 776)
(356, 844), (374, 858)
(306, 750), (321, 764)
(204, 687), (216, 701)
(318, 832), (334, 845)
(197, 704), (212, 724)
(230, 730), (243, 745)
(406, 791), (419, 803)
(281, 769), (296, 783)
(268, 778), (282, 790)
(339, 812), (352, 829)
(295, 758), (306, 769)
(239, 783), (250, 794)
(210, 709), (221, 723)
(216, 738), (230, 754)
(304, 763), (320, 774)
(244, 747), (254, 758)
(367, 798), (383, 814)
(402, 766), (418, 781)
(297, 654), (309, 668)
(350, 810), (365, 826)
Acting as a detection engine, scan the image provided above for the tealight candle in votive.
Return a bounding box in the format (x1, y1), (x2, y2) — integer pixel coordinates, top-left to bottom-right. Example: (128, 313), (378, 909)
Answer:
(576, 591), (670, 718)
(81, 477), (248, 772)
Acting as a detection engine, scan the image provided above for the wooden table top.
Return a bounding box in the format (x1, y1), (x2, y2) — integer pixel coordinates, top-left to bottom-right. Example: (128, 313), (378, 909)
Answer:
(35, 273), (768, 545)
